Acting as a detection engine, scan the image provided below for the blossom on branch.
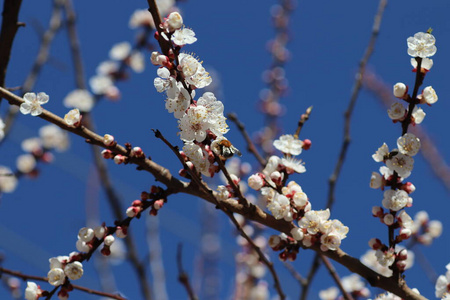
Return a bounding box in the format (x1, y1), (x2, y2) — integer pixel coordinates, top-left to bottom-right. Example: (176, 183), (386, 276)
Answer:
(19, 92), (49, 116)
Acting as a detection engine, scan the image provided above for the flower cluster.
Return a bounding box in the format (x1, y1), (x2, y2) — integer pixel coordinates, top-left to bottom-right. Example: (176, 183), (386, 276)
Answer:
(152, 12), (237, 177)
(25, 253), (84, 300)
(435, 263), (450, 299)
(368, 31), (440, 274)
(249, 134), (347, 256)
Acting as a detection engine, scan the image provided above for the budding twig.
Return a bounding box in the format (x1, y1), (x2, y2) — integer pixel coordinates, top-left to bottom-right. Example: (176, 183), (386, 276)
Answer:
(0, 267), (126, 300)
(176, 244), (198, 300)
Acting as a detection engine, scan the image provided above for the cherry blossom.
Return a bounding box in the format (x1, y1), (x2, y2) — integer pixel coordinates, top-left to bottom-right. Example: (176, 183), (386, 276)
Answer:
(407, 31), (437, 58)
(20, 92), (49, 116)
(25, 282), (42, 300)
(385, 152), (414, 178)
(435, 263), (450, 298)
(172, 28), (197, 46)
(64, 261), (84, 280)
(273, 134), (303, 155)
(381, 189), (410, 211)
(64, 108), (82, 126)
(63, 89), (94, 112)
(47, 268), (66, 286)
(397, 133), (421, 156)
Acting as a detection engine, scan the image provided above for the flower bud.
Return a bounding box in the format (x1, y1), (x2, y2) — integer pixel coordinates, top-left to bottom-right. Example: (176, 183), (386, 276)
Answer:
(290, 227), (304, 241)
(104, 235), (115, 246)
(101, 149), (113, 159)
(393, 83), (407, 98)
(383, 214), (395, 226)
(113, 154), (125, 164)
(248, 174), (265, 190)
(422, 86), (438, 105)
(302, 139), (312, 150)
(103, 134), (115, 146)
(167, 12), (183, 30)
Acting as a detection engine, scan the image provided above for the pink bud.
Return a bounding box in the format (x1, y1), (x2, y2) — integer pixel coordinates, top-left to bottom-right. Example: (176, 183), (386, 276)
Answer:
(302, 139), (312, 150)
(113, 154), (125, 164)
(101, 149), (113, 159)
(154, 199), (164, 210)
(131, 147), (144, 158)
(116, 226), (127, 238)
(132, 200), (142, 207)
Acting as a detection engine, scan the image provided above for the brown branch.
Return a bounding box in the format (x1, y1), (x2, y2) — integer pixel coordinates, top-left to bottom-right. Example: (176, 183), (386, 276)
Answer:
(227, 112), (267, 167)
(319, 254), (354, 300)
(293, 106), (313, 139)
(176, 244), (198, 300)
(0, 87), (426, 300)
(0, 0), (24, 106)
(0, 267), (126, 300)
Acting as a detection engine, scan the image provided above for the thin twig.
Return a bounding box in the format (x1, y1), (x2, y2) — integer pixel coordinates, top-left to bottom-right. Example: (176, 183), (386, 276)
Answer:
(177, 244), (198, 300)
(300, 254), (320, 300)
(301, 2), (388, 299)
(327, 0), (387, 210)
(283, 262), (307, 286)
(227, 112), (267, 167)
(0, 267), (126, 300)
(62, 2), (153, 299)
(319, 254), (354, 300)
(293, 106), (313, 139)
(0, 87), (426, 300)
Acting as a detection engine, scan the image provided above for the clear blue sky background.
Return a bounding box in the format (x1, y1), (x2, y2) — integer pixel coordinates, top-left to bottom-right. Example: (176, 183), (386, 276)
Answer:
(0, 0), (449, 299)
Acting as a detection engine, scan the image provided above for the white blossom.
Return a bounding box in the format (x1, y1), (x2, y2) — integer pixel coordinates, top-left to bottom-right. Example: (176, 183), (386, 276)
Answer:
(109, 42), (131, 60)
(385, 152), (414, 178)
(411, 57), (433, 70)
(0, 117), (4, 141)
(290, 227), (304, 241)
(387, 102), (406, 121)
(183, 141), (211, 176)
(129, 51), (145, 73)
(248, 174), (264, 190)
(48, 268), (66, 286)
(393, 83), (407, 98)
(63, 89), (94, 112)
(319, 287), (339, 300)
(39, 124), (69, 152)
(64, 261), (84, 280)
(20, 92), (49, 116)
(370, 172), (383, 189)
(382, 189), (410, 211)
(435, 263), (450, 298)
(273, 134), (303, 155)
(0, 166), (18, 193)
(89, 75), (113, 95)
(372, 143), (389, 162)
(25, 282), (41, 300)
(397, 133), (420, 156)
(267, 193), (292, 221)
(104, 235), (115, 246)
(129, 9), (155, 28)
(78, 227), (95, 242)
(407, 32), (437, 58)
(281, 156), (306, 173)
(422, 86), (438, 105)
(16, 154), (36, 174)
(299, 209), (330, 235)
(64, 108), (82, 126)
(375, 248), (396, 267)
(172, 28), (197, 46)
(167, 12), (183, 30)
(412, 106), (426, 124)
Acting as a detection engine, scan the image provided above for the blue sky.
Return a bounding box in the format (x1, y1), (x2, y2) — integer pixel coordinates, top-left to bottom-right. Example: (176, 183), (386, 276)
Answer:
(0, 0), (449, 299)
